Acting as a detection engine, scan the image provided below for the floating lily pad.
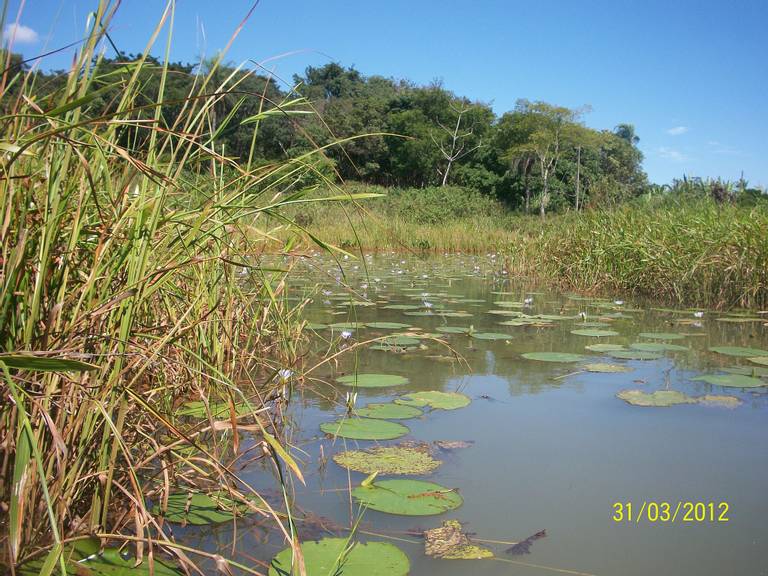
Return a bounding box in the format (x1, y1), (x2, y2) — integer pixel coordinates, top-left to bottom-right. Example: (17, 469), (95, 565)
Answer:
(439, 311), (474, 318)
(723, 365), (768, 377)
(328, 322), (364, 330)
(691, 374), (766, 388)
(630, 342), (689, 352)
(585, 343), (626, 352)
(336, 373), (409, 388)
(155, 491), (262, 525)
(383, 304), (420, 310)
(176, 400), (253, 419)
(333, 444), (441, 475)
(356, 403), (423, 420)
(698, 395), (742, 408)
(716, 317), (764, 323)
(18, 540), (182, 576)
(321, 418), (409, 440)
(470, 332), (511, 340)
(424, 520), (494, 560)
(617, 390), (696, 407)
(379, 336), (422, 347)
(709, 346), (768, 357)
(366, 322), (413, 330)
(521, 352), (585, 363)
(269, 538), (409, 576)
(609, 350), (663, 360)
(436, 326), (471, 334)
(638, 332), (685, 340)
(493, 301), (525, 308)
(748, 356), (768, 366)
(396, 391), (471, 410)
(583, 363), (633, 373)
(352, 479), (463, 516)
(570, 329), (619, 337)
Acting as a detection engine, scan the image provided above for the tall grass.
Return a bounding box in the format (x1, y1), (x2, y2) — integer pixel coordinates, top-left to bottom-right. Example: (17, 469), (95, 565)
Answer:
(0, 2), (356, 573)
(305, 185), (768, 309)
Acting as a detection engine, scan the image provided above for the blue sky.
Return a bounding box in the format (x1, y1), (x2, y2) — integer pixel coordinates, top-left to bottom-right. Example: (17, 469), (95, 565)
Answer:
(5, 0), (767, 185)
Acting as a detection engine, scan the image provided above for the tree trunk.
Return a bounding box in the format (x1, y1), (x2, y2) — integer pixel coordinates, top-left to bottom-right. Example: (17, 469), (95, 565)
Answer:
(524, 157), (531, 214)
(540, 177), (547, 219)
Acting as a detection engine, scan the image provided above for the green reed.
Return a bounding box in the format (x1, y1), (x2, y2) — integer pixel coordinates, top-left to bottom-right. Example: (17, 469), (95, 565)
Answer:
(0, 1), (371, 573)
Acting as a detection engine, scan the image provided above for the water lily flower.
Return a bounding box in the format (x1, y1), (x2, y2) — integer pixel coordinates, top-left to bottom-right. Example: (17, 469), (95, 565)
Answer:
(614, 300), (624, 305)
(694, 311), (704, 318)
(278, 368), (293, 381)
(340, 330), (352, 340)
(523, 297), (534, 306)
(423, 301), (433, 309)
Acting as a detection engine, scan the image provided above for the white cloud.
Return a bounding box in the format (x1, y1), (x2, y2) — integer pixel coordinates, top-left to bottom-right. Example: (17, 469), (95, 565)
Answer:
(4, 23), (39, 45)
(657, 147), (689, 162)
(666, 126), (689, 136)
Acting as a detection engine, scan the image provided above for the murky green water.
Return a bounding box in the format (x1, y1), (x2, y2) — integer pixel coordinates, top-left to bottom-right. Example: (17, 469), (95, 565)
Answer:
(183, 254), (768, 575)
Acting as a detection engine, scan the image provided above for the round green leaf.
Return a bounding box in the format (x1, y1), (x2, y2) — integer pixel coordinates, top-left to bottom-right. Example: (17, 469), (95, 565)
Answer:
(470, 332), (511, 340)
(395, 390), (471, 410)
(356, 403), (423, 419)
(521, 352), (585, 363)
(155, 491), (261, 525)
(333, 444), (441, 475)
(691, 374), (766, 388)
(583, 363), (633, 373)
(336, 373), (409, 388)
(366, 322), (412, 329)
(352, 479), (463, 516)
(617, 389), (696, 407)
(585, 343), (626, 352)
(570, 329), (619, 337)
(638, 332), (685, 340)
(269, 538), (409, 576)
(748, 356), (768, 366)
(709, 346), (768, 357)
(320, 418), (409, 440)
(609, 350), (663, 360)
(630, 342), (689, 352)
(436, 326), (471, 334)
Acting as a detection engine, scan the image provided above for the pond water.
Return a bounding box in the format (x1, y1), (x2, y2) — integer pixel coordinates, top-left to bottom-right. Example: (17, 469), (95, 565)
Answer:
(181, 254), (768, 576)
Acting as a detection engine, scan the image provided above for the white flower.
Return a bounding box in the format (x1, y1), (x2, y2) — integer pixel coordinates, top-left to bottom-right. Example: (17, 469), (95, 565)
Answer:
(278, 368), (293, 381)
(340, 330), (352, 340)
(423, 301), (433, 309)
(614, 300), (624, 305)
(694, 311), (704, 318)
(523, 297), (534, 305)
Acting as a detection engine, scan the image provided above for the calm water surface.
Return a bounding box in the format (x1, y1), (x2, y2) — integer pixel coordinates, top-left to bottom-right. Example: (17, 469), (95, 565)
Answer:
(185, 254), (768, 576)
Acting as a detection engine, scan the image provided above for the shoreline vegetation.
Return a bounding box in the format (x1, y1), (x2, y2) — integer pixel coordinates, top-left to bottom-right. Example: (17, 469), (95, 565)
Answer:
(1, 1), (767, 574)
(295, 184), (768, 310)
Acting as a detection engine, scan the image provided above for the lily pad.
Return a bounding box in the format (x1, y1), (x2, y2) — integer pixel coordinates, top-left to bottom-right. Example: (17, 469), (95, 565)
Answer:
(617, 389), (696, 407)
(155, 491), (262, 525)
(321, 418), (409, 440)
(609, 350), (663, 360)
(333, 444), (441, 475)
(366, 322), (413, 329)
(748, 356), (768, 367)
(269, 538), (409, 576)
(18, 540), (182, 576)
(709, 346), (768, 357)
(583, 363), (633, 373)
(723, 365), (768, 377)
(383, 304), (419, 310)
(396, 390), (471, 410)
(436, 326), (471, 334)
(630, 342), (689, 352)
(424, 520), (494, 560)
(356, 403), (423, 420)
(585, 343), (626, 352)
(176, 400), (254, 419)
(698, 395), (742, 408)
(336, 373), (409, 388)
(352, 479), (463, 516)
(470, 332), (511, 340)
(570, 329), (619, 337)
(521, 352), (585, 363)
(691, 374), (766, 388)
(638, 332), (685, 340)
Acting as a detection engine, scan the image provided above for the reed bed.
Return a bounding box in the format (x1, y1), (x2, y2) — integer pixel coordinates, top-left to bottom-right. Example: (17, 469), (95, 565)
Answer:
(307, 187), (768, 309)
(0, 2), (356, 573)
